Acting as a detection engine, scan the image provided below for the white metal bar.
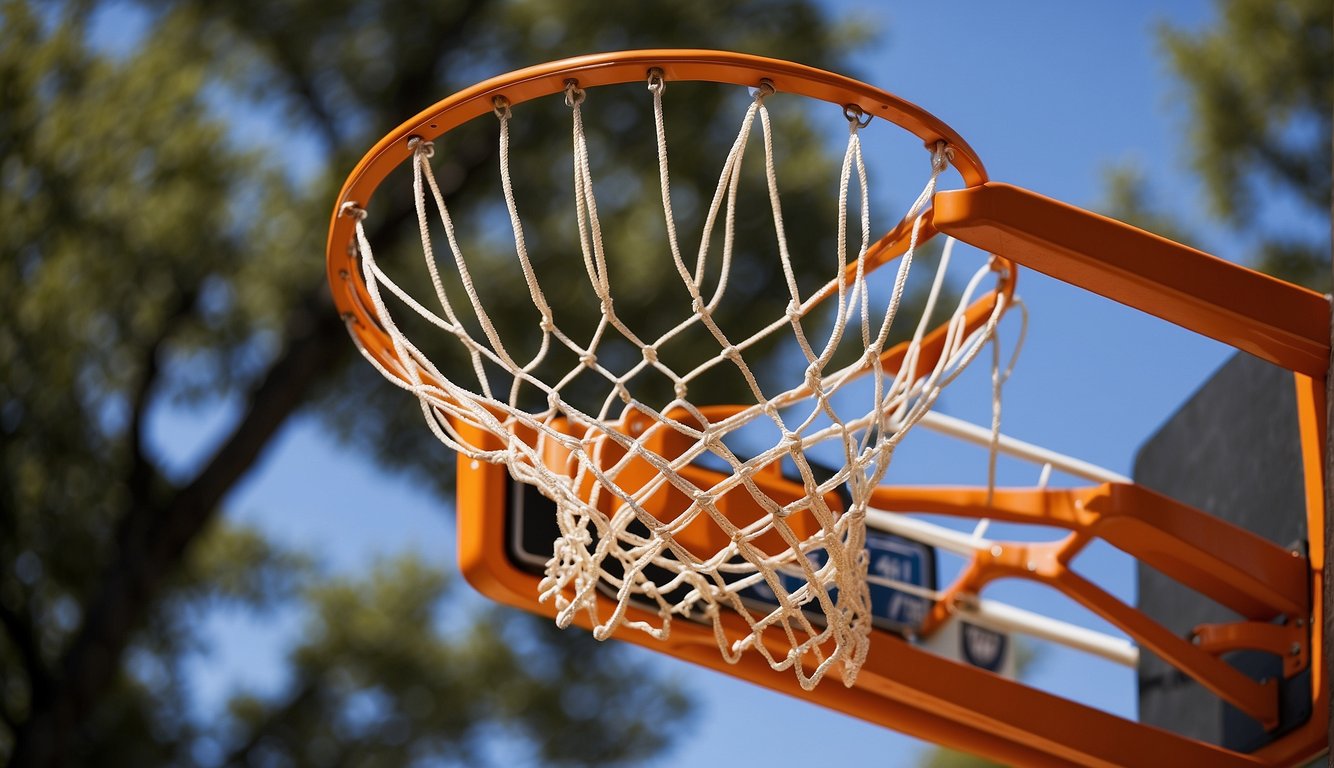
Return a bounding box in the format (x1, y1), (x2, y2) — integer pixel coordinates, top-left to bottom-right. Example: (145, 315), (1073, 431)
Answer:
(955, 597), (1139, 668)
(867, 409), (1138, 666)
(866, 508), (989, 556)
(913, 410), (1131, 484)
(864, 509), (1139, 667)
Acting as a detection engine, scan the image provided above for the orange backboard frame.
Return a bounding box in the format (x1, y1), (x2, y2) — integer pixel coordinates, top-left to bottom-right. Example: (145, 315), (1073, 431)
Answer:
(456, 379), (1326, 766)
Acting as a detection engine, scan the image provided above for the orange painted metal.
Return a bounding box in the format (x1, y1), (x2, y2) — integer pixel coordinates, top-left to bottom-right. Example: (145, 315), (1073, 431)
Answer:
(871, 484), (1308, 621)
(1294, 374), (1327, 566)
(871, 482), (1310, 729)
(453, 383), (1329, 762)
(931, 182), (1330, 377)
(328, 50), (1333, 767)
(1192, 621), (1308, 679)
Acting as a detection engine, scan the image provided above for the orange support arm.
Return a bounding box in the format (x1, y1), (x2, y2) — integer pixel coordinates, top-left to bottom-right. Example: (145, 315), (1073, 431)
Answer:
(872, 484), (1308, 620)
(870, 482), (1312, 729)
(932, 182), (1330, 377)
(933, 539), (1279, 728)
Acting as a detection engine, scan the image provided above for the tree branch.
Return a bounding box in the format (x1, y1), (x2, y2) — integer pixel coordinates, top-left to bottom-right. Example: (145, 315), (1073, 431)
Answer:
(0, 694), (16, 734)
(219, 677), (319, 767)
(7, 5), (504, 762)
(0, 599), (46, 693)
(127, 289), (197, 507)
(7, 290), (349, 768)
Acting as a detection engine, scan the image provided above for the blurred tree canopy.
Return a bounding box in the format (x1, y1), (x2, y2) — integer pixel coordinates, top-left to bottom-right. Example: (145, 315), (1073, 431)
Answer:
(1106, 0), (1332, 290)
(0, 0), (871, 764)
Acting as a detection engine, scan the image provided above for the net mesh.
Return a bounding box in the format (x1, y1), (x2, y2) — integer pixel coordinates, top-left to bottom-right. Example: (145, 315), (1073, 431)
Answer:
(343, 73), (1009, 689)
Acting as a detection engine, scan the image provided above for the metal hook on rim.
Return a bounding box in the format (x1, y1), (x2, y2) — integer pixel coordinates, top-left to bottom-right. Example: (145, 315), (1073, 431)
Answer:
(752, 78), (776, 104)
(492, 95), (512, 120)
(843, 104), (872, 129)
(564, 79), (586, 107)
(646, 67), (665, 94)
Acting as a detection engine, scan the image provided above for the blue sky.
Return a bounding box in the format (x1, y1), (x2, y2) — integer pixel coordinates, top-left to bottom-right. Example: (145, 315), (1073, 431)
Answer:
(145, 1), (1263, 765)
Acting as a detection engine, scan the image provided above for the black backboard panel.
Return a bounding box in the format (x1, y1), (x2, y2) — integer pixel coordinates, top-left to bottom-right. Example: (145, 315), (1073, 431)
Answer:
(1134, 352), (1309, 749)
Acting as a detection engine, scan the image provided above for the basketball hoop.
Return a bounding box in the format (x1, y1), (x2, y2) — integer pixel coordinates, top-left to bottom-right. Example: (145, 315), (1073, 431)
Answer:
(327, 49), (1333, 767)
(327, 51), (1016, 689)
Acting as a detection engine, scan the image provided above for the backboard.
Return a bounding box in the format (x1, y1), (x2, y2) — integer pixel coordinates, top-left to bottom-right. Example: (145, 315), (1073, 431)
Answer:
(1136, 352), (1314, 753)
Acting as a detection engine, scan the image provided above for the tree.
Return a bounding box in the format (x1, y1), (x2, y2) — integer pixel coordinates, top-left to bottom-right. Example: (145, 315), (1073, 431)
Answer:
(1109, 0), (1332, 290)
(0, 0), (865, 764)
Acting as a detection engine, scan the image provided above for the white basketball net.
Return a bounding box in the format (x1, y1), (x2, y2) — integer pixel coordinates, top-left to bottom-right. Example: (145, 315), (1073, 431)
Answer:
(342, 72), (1009, 689)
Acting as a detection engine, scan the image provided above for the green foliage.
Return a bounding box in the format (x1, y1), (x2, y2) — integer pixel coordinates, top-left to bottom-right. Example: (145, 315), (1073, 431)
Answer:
(0, 0), (865, 765)
(920, 750), (1007, 768)
(1106, 0), (1332, 289)
(1162, 0), (1332, 225)
(0, 0), (253, 702)
(223, 556), (690, 767)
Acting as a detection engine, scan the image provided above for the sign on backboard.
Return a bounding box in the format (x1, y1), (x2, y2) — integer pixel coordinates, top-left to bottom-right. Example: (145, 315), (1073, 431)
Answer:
(504, 473), (1013, 677)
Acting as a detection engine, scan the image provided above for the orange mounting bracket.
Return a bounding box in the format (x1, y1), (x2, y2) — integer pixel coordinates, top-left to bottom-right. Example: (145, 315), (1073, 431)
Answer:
(1192, 620), (1309, 680)
(870, 483), (1311, 730)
